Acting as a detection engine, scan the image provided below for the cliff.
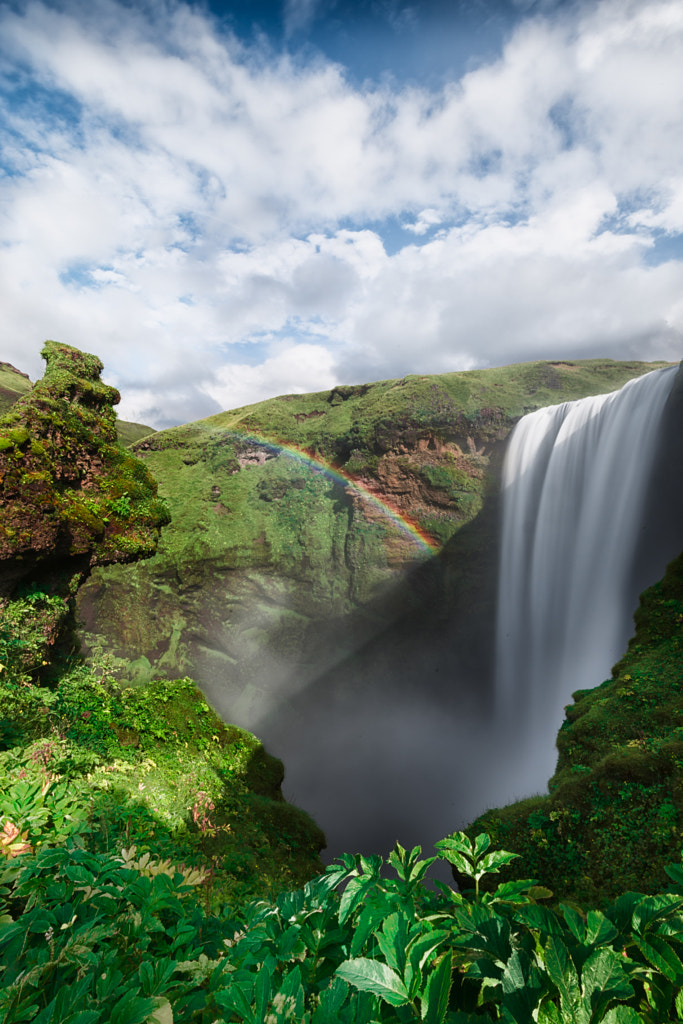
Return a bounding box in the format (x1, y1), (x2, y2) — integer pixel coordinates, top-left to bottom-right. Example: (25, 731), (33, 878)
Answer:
(0, 342), (325, 901)
(76, 358), (668, 720)
(0, 340), (170, 677)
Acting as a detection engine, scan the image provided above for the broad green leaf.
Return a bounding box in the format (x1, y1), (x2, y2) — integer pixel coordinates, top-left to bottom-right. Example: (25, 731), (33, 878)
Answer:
(359, 854), (382, 877)
(632, 933), (683, 982)
(421, 952), (452, 1024)
(435, 832), (474, 857)
(139, 959), (177, 997)
(473, 834), (492, 859)
(405, 930), (450, 999)
(351, 901), (392, 958)
(580, 947), (633, 1021)
(600, 1007), (642, 1024)
(255, 964), (271, 1023)
(544, 935), (581, 1014)
(560, 903), (586, 943)
(488, 879), (539, 905)
(388, 842), (409, 880)
(536, 999), (563, 1024)
(675, 987), (683, 1019)
(436, 848), (475, 879)
(408, 929), (450, 977)
(451, 913), (511, 962)
(278, 890), (305, 920)
(335, 957), (410, 1007)
(514, 905), (565, 937)
(64, 864), (96, 885)
(478, 851), (519, 876)
(339, 878), (369, 926)
(313, 977), (348, 1023)
(434, 834), (475, 876)
(500, 948), (548, 1024)
(409, 855), (438, 885)
(109, 992), (157, 1024)
(272, 966), (305, 1023)
(585, 910), (618, 948)
(215, 981), (254, 1022)
(464, 959), (503, 983)
(376, 913), (408, 974)
(664, 862), (683, 888)
(632, 894), (683, 934)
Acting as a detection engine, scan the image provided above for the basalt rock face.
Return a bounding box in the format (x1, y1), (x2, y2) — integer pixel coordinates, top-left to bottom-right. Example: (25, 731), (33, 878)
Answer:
(76, 359), (669, 727)
(0, 341), (169, 678)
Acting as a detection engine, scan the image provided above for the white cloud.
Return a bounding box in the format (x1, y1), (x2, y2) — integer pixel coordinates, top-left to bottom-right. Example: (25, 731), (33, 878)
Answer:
(204, 342), (338, 412)
(0, 0), (681, 426)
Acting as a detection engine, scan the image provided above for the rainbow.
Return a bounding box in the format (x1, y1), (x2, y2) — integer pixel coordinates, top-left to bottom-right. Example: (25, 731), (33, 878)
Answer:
(230, 430), (440, 556)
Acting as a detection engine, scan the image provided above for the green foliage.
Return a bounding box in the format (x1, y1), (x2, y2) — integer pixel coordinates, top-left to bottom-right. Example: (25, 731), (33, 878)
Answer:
(0, 662), (325, 909)
(3, 828), (683, 1022)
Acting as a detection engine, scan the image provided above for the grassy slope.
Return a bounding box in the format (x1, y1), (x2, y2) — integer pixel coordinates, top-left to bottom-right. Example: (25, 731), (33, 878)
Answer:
(0, 362), (32, 415)
(0, 666), (325, 906)
(77, 358), (668, 705)
(202, 358), (669, 458)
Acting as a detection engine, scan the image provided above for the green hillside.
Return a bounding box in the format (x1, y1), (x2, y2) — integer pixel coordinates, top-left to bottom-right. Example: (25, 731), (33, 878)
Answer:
(77, 358), (670, 718)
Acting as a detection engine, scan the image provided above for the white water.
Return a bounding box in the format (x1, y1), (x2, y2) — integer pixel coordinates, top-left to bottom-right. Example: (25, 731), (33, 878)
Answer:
(495, 366), (678, 795)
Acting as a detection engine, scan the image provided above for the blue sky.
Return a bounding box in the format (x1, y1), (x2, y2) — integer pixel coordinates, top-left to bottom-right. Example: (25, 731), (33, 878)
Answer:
(1, 0), (682, 427)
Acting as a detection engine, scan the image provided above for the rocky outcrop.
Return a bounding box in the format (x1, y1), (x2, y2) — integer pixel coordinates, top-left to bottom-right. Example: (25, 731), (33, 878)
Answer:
(0, 341), (169, 679)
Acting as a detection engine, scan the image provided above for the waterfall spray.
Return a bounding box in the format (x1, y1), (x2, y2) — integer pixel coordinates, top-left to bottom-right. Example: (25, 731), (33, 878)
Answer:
(495, 366), (678, 790)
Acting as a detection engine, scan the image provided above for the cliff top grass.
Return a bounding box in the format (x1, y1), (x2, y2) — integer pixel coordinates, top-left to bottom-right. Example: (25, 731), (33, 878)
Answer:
(145, 358), (671, 467)
(0, 663), (325, 907)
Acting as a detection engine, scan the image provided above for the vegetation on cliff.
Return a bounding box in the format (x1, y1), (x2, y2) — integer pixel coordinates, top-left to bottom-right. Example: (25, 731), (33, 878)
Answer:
(0, 342), (325, 916)
(0, 340), (169, 576)
(77, 358), (668, 702)
(4, 343), (683, 1020)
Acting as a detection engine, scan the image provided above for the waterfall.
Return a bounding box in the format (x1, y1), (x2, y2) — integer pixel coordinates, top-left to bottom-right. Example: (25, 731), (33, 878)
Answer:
(495, 365), (678, 793)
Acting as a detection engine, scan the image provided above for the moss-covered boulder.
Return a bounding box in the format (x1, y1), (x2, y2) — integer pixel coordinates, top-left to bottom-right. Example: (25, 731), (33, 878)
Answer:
(0, 341), (170, 681)
(0, 340), (169, 582)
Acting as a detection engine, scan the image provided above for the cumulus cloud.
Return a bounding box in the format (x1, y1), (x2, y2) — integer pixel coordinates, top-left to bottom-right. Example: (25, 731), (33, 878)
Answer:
(0, 0), (681, 425)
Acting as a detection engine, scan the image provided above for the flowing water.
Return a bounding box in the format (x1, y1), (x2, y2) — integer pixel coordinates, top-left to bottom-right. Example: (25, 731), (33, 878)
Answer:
(494, 365), (679, 796)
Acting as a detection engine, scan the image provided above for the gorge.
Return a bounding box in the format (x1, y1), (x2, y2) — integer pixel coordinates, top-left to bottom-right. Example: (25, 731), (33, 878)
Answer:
(70, 355), (683, 889)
